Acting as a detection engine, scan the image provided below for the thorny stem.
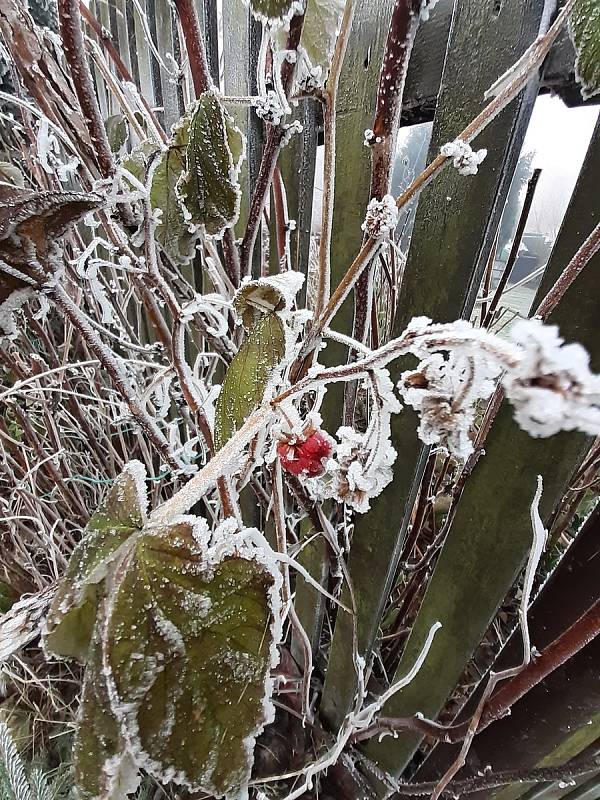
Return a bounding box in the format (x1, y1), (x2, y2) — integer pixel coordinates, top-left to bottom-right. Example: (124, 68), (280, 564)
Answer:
(352, 0), (422, 347)
(477, 597), (600, 733)
(300, 0), (576, 361)
(239, 11), (305, 277)
(57, 0), (115, 180)
(535, 220), (600, 321)
(173, 0), (212, 96)
(312, 0), (356, 321)
(387, 752), (600, 797)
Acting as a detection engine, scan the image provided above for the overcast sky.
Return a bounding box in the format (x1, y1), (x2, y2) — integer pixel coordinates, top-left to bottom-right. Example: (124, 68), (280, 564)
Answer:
(521, 94), (598, 238)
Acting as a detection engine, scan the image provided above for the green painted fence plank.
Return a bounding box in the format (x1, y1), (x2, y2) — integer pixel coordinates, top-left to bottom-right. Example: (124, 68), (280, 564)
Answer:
(292, 0), (396, 659)
(561, 774), (600, 800)
(397, 484), (600, 800)
(319, 0), (547, 732)
(364, 115), (600, 780)
(400, 492), (600, 796)
(278, 100), (318, 282)
(319, 0), (396, 431)
(489, 717), (600, 800)
(222, 0), (251, 233)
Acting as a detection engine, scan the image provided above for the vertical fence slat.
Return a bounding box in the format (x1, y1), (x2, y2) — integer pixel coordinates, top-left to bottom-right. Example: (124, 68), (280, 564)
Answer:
(397, 489), (600, 800)
(154, 0), (180, 129)
(291, 0), (396, 658)
(113, 0), (133, 75)
(559, 775), (600, 800)
(320, 0), (547, 733)
(364, 115), (600, 781)
(131, 0), (156, 107)
(222, 0), (251, 232)
(278, 100), (318, 279)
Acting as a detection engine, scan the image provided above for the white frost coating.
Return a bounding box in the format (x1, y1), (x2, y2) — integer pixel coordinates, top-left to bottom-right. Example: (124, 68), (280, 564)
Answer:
(251, 90), (286, 126)
(399, 349), (502, 461)
(313, 369), (402, 513)
(420, 0), (440, 21)
(180, 294), (231, 337)
(101, 751), (141, 800)
(0, 288), (34, 338)
(0, 587), (54, 664)
(238, 270), (304, 315)
(440, 139), (488, 176)
(150, 406), (275, 524)
(280, 119), (303, 147)
(362, 195), (399, 238)
(244, 0), (306, 29)
(502, 318), (600, 438)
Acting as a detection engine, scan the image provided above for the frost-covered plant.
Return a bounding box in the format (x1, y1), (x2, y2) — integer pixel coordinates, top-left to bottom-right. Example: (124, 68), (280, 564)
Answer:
(0, 0), (599, 799)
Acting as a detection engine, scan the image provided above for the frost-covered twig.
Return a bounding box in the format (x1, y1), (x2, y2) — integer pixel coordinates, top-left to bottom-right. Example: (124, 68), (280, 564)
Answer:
(535, 220), (600, 321)
(303, 0), (576, 354)
(239, 11), (305, 277)
(47, 283), (182, 471)
(353, 0), (422, 348)
(263, 621), (441, 800)
(57, 0), (115, 179)
(388, 752), (600, 797)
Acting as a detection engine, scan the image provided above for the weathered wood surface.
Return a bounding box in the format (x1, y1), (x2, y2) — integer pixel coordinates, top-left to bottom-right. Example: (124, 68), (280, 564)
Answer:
(293, 0), (397, 656)
(365, 114), (600, 781)
(397, 496), (600, 800)
(402, 0), (595, 125)
(320, 0), (548, 735)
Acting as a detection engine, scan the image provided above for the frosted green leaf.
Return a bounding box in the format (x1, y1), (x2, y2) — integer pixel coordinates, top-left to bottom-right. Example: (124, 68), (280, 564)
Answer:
(214, 312), (286, 449)
(179, 92), (245, 237)
(301, 0), (345, 74)
(74, 617), (140, 800)
(104, 115), (129, 153)
(150, 118), (197, 264)
(0, 162), (25, 187)
(570, 0), (600, 100)
(249, 0), (296, 22)
(120, 140), (159, 184)
(104, 520), (277, 798)
(43, 462), (147, 661)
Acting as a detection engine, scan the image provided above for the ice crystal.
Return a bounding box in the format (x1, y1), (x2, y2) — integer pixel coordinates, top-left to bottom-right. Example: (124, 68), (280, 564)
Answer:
(252, 91), (286, 126)
(362, 195), (399, 238)
(441, 139), (488, 176)
(502, 318), (600, 438)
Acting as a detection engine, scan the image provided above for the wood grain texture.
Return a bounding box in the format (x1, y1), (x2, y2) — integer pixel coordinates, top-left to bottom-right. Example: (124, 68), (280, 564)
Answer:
(319, 0), (546, 737)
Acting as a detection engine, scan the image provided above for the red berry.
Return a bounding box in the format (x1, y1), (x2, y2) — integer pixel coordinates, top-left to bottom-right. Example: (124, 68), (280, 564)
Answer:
(277, 429), (333, 477)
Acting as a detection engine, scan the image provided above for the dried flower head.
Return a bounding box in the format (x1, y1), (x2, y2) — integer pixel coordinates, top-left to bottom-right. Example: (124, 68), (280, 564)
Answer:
(503, 319), (600, 437)
(400, 347), (501, 460)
